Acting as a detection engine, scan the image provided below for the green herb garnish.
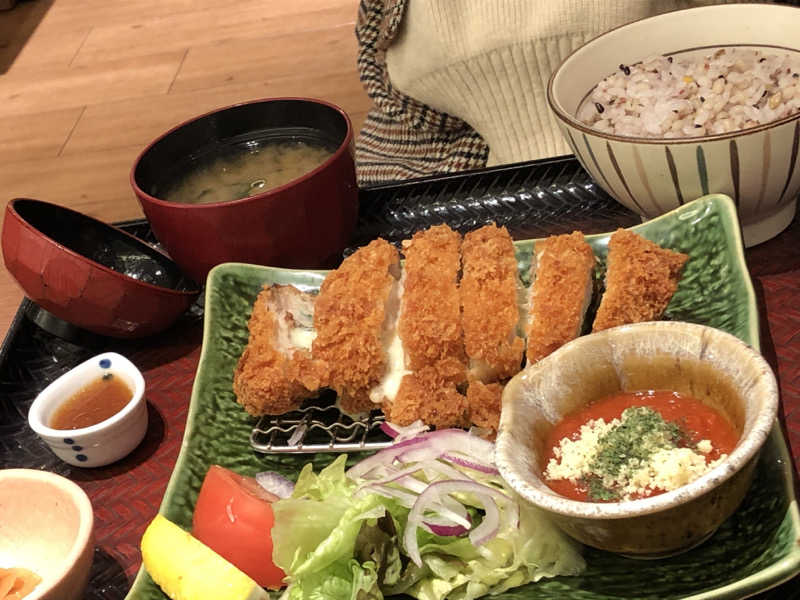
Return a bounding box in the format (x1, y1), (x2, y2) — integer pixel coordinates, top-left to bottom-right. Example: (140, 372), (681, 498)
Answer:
(586, 406), (689, 500)
(584, 475), (620, 502)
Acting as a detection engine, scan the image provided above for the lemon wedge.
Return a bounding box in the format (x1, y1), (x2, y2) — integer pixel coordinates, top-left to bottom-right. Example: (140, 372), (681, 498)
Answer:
(141, 514), (269, 600)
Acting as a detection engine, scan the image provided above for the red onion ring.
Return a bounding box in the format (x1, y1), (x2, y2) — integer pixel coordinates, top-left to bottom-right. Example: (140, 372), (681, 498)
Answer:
(403, 480), (512, 566)
(255, 471), (295, 499)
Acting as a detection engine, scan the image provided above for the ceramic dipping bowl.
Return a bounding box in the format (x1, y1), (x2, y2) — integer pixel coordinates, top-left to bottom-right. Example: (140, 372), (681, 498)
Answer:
(0, 468), (94, 600)
(28, 352), (147, 468)
(547, 3), (800, 247)
(1, 198), (200, 339)
(131, 97), (359, 283)
(495, 321), (778, 557)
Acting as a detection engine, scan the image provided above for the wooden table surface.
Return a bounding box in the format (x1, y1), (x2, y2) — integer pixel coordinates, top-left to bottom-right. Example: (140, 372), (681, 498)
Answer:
(0, 0), (372, 339)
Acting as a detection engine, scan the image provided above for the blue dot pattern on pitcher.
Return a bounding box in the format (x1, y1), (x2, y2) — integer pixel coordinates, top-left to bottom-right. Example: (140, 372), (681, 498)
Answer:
(99, 358), (111, 369)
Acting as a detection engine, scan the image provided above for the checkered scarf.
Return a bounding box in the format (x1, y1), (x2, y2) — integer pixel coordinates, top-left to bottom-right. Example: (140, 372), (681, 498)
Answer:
(354, 0), (489, 185)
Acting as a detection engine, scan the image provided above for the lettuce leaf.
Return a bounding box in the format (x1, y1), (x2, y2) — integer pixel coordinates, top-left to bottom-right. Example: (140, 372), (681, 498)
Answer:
(400, 500), (585, 600)
(272, 455), (404, 600)
(271, 452), (585, 600)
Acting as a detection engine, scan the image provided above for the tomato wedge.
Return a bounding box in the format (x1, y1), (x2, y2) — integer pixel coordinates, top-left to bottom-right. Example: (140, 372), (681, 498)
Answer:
(192, 465), (285, 589)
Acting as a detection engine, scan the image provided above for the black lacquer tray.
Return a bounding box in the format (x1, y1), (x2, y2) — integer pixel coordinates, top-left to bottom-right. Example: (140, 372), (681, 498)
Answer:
(4, 155), (795, 599)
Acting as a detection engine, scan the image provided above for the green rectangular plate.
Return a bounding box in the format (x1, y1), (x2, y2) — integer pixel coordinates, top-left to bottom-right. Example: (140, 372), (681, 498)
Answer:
(126, 194), (800, 600)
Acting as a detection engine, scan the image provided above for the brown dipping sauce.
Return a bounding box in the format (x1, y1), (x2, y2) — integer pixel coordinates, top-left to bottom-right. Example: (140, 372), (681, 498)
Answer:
(49, 373), (132, 430)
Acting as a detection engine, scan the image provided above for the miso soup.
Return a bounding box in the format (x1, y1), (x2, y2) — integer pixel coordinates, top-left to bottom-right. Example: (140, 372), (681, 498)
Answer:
(165, 138), (335, 205)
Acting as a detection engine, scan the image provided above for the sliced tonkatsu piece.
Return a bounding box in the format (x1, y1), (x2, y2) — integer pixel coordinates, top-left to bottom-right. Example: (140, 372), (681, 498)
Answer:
(386, 366), (470, 429)
(233, 284), (322, 416)
(466, 380), (504, 434)
(526, 231), (596, 364)
(312, 238), (401, 415)
(380, 224), (469, 427)
(460, 224), (525, 383)
(366, 250), (406, 407)
(592, 229), (689, 332)
(399, 224), (467, 379)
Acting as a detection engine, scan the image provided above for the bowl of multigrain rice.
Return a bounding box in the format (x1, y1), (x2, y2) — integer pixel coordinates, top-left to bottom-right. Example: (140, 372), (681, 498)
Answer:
(547, 3), (800, 247)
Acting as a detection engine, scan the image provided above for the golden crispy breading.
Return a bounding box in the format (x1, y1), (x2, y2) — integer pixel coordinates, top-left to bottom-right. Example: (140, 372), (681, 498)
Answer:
(526, 231), (596, 364)
(381, 225), (468, 427)
(461, 224), (525, 382)
(312, 238), (400, 415)
(399, 224), (466, 384)
(466, 381), (504, 433)
(387, 368), (469, 429)
(233, 285), (321, 416)
(592, 229), (689, 332)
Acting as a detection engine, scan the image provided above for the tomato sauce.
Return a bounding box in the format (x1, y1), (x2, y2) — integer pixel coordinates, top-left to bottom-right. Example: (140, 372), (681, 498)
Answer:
(542, 390), (739, 502)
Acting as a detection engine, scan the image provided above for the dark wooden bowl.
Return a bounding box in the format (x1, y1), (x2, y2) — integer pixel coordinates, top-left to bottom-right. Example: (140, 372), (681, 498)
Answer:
(2, 198), (200, 339)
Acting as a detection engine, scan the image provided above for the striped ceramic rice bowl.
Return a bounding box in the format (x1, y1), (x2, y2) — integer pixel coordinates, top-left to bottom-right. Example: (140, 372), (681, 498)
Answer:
(547, 4), (800, 247)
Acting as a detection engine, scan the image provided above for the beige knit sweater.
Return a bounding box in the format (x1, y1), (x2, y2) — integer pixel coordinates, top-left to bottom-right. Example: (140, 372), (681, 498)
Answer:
(386, 1), (732, 167)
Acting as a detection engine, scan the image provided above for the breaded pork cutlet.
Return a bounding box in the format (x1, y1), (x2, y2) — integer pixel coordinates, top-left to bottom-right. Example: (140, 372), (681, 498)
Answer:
(387, 371), (471, 429)
(312, 238), (400, 415)
(466, 381), (504, 433)
(461, 224), (525, 382)
(592, 229), (688, 332)
(233, 285), (321, 416)
(526, 231), (596, 364)
(460, 224), (525, 433)
(384, 224), (469, 428)
(399, 224), (466, 380)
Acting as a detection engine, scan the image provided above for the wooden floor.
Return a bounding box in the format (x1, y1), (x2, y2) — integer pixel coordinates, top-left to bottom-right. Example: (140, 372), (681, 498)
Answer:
(0, 0), (372, 339)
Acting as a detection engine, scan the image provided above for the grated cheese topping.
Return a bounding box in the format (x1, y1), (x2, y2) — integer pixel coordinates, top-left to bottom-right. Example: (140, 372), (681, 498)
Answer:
(545, 407), (727, 501)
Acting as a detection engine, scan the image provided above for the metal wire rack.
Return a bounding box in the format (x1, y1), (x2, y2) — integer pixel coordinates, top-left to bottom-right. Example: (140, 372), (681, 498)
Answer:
(250, 392), (393, 453)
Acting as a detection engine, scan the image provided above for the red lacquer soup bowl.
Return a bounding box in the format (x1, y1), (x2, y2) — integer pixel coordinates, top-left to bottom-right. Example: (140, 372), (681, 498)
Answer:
(130, 97), (359, 284)
(2, 198), (200, 339)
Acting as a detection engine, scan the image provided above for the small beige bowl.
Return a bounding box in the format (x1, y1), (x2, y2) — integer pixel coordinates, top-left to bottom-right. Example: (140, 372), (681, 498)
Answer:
(0, 469), (94, 600)
(547, 3), (800, 247)
(495, 321), (778, 557)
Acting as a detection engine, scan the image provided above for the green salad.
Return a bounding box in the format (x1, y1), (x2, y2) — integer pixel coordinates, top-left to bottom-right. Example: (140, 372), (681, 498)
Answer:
(269, 426), (585, 600)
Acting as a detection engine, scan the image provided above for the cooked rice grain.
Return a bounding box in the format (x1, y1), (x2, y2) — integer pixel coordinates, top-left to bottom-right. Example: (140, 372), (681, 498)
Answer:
(578, 47), (800, 138)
